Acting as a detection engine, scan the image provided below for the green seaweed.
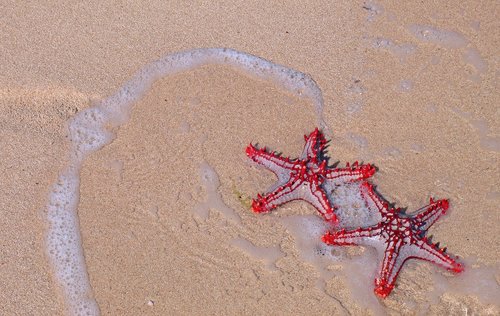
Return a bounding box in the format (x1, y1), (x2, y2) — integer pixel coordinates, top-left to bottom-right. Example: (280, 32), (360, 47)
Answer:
(233, 188), (252, 209)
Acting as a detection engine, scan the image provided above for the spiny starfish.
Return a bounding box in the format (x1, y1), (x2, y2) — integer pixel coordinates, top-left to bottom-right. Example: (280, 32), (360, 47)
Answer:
(322, 182), (464, 298)
(246, 128), (376, 223)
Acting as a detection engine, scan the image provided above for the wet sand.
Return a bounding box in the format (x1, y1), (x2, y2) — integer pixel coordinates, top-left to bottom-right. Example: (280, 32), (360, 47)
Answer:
(1, 1), (499, 315)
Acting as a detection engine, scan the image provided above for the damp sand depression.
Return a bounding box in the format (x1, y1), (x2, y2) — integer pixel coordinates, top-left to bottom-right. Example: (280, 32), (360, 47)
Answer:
(33, 46), (498, 316)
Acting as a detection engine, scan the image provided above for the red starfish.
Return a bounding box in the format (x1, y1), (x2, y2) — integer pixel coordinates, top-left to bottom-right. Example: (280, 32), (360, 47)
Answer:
(246, 128), (376, 223)
(322, 182), (464, 298)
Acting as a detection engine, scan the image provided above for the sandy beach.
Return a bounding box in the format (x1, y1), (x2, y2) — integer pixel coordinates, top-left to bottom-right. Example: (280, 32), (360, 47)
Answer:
(1, 1), (499, 315)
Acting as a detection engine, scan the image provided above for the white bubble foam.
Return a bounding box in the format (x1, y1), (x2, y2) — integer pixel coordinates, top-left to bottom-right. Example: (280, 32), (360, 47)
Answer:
(372, 37), (416, 62)
(194, 161), (241, 224)
(45, 48), (325, 315)
(46, 169), (100, 316)
(345, 132), (369, 151)
(279, 214), (341, 306)
(280, 213), (386, 315)
(408, 25), (468, 49)
(451, 107), (500, 153)
(230, 237), (285, 270)
(363, 1), (384, 22)
(328, 182), (381, 228)
(408, 25), (489, 81)
(397, 79), (413, 92)
(101, 48), (326, 128)
(68, 107), (114, 159)
(463, 47), (488, 81)
(429, 259), (500, 307)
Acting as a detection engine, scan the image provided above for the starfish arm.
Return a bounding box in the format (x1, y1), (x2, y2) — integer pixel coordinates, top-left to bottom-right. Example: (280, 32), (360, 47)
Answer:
(300, 128), (327, 160)
(251, 176), (303, 213)
(324, 163), (376, 186)
(322, 225), (382, 246)
(306, 181), (337, 222)
(359, 182), (390, 214)
(413, 198), (449, 231)
(246, 144), (296, 182)
(374, 238), (406, 298)
(253, 177), (338, 222)
(410, 239), (464, 273)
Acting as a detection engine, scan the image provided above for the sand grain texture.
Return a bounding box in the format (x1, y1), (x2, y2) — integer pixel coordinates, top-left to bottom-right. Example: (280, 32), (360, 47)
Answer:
(1, 1), (499, 315)
(0, 89), (87, 315)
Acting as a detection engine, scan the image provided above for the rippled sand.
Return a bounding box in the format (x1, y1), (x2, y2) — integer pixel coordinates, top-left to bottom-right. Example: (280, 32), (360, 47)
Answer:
(1, 1), (498, 315)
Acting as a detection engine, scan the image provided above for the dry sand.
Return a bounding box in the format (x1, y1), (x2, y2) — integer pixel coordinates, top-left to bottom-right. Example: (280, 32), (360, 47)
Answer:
(1, 1), (499, 315)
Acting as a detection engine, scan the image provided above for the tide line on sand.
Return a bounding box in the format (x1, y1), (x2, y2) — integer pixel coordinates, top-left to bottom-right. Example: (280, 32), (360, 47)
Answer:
(44, 48), (326, 316)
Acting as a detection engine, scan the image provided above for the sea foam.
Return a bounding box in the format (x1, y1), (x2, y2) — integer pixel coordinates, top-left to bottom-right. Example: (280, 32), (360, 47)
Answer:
(45, 48), (326, 315)
(407, 25), (489, 81)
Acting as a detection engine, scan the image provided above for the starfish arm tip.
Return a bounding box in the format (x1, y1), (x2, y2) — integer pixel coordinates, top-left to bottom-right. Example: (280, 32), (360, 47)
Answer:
(251, 198), (270, 213)
(429, 197), (449, 211)
(451, 261), (465, 273)
(321, 232), (336, 245)
(321, 231), (344, 246)
(353, 161), (377, 179)
(245, 143), (257, 157)
(321, 229), (361, 245)
(414, 198), (451, 229)
(441, 199), (450, 211)
(374, 280), (394, 298)
(361, 163), (377, 178)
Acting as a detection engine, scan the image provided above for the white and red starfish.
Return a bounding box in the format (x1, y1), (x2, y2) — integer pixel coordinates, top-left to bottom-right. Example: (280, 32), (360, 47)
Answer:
(322, 181), (464, 298)
(246, 128), (376, 223)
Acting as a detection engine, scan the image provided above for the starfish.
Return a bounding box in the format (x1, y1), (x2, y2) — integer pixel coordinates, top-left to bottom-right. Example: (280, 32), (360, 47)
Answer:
(322, 182), (464, 298)
(246, 128), (376, 223)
